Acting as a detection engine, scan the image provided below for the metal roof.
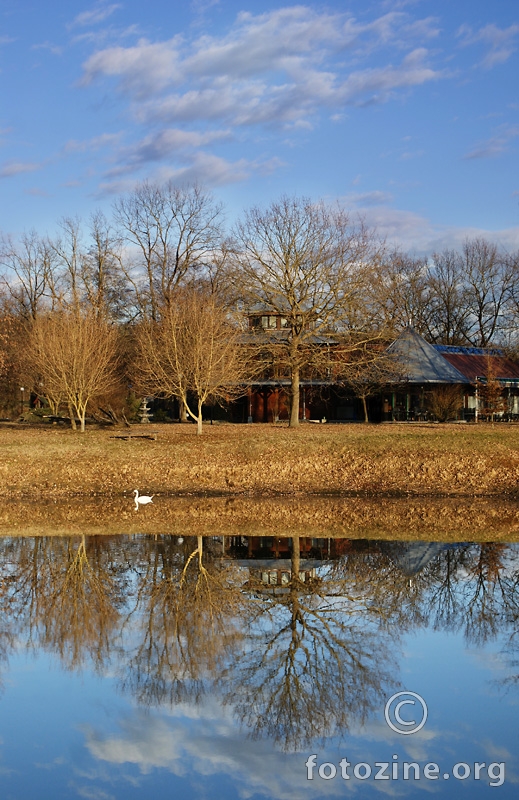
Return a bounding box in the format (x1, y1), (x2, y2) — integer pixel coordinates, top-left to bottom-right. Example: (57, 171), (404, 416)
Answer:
(435, 344), (504, 356)
(435, 349), (519, 383)
(386, 327), (468, 384)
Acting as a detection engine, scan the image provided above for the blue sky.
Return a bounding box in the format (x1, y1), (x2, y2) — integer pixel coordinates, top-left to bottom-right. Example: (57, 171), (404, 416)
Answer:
(1, 0), (519, 252)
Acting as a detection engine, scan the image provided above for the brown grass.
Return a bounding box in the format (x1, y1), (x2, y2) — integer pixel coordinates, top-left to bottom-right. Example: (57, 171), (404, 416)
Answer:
(1, 494), (518, 541)
(1, 421), (519, 538)
(1, 421), (519, 499)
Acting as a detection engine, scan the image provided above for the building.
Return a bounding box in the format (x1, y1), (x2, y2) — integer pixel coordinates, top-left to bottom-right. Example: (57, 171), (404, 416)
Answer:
(237, 318), (519, 423)
(385, 327), (519, 421)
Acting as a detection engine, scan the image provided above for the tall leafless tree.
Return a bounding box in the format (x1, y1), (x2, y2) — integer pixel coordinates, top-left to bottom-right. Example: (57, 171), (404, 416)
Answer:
(231, 195), (379, 426)
(461, 238), (514, 347)
(366, 250), (433, 336)
(135, 288), (253, 434)
(27, 309), (120, 431)
(0, 230), (56, 320)
(427, 248), (470, 344)
(113, 182), (225, 320)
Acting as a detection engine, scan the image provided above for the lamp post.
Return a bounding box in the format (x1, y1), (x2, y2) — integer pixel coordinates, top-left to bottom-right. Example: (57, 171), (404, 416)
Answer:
(20, 387), (25, 416)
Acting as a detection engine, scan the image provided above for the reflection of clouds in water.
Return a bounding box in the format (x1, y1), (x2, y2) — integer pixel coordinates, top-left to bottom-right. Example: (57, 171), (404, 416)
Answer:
(83, 700), (463, 799)
(347, 717), (440, 766)
(467, 648), (508, 675)
(478, 740), (519, 784)
(74, 785), (116, 800)
(83, 702), (347, 799)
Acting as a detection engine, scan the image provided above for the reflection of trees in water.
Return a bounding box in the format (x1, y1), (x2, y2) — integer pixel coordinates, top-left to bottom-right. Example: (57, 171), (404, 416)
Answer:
(221, 536), (398, 751)
(41, 534), (123, 670)
(419, 542), (519, 647)
(333, 541), (519, 649)
(0, 535), (519, 747)
(501, 630), (519, 690)
(119, 535), (245, 707)
(0, 535), (124, 670)
(0, 549), (17, 695)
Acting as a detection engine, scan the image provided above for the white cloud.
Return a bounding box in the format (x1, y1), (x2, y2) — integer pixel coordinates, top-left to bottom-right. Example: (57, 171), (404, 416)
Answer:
(62, 132), (123, 154)
(191, 0), (221, 16)
(464, 124), (519, 160)
(83, 705), (342, 800)
(0, 161), (42, 179)
(346, 201), (519, 253)
(73, 6), (448, 187)
(81, 7), (445, 125)
(81, 37), (184, 96)
(109, 128), (231, 173)
(32, 41), (63, 56)
(344, 190), (395, 206)
(458, 23), (519, 69)
(96, 150), (269, 196)
(71, 3), (122, 29)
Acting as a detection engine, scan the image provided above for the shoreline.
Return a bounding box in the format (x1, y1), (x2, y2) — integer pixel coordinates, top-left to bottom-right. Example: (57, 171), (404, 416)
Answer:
(0, 422), (518, 539)
(1, 494), (518, 540)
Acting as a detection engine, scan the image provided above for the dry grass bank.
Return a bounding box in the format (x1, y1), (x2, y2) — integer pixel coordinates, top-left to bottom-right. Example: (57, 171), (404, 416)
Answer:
(0, 420), (518, 499)
(1, 494), (518, 541)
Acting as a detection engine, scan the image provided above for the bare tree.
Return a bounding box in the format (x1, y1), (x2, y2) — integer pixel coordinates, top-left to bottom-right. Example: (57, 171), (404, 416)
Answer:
(427, 248), (470, 344)
(476, 354), (507, 423)
(366, 250), (433, 336)
(83, 211), (129, 320)
(0, 231), (56, 320)
(504, 249), (519, 346)
(425, 385), (463, 422)
(113, 182), (224, 320)
(231, 195), (378, 426)
(135, 288), (252, 434)
(0, 301), (11, 382)
(49, 216), (83, 308)
(27, 310), (120, 431)
(48, 214), (129, 320)
(338, 346), (403, 422)
(462, 238), (514, 347)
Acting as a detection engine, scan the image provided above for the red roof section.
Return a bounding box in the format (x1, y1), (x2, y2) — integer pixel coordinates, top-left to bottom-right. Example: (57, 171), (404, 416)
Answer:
(440, 352), (519, 382)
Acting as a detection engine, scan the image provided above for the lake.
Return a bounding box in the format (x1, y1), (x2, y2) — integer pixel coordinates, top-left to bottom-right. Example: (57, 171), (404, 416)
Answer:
(0, 531), (517, 798)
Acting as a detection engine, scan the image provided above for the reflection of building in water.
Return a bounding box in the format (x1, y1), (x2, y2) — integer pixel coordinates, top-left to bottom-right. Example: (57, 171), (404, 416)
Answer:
(221, 536), (470, 591)
(223, 536), (351, 560)
(223, 536), (350, 595)
(244, 563), (319, 595)
(381, 542), (465, 576)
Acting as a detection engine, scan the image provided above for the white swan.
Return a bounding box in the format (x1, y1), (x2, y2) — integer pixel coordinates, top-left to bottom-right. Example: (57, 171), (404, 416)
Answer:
(133, 489), (154, 510)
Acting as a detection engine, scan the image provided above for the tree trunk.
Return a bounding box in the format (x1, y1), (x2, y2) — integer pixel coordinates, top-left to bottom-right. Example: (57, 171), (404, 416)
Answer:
(68, 401), (77, 431)
(179, 398), (188, 423)
(291, 534), (300, 581)
(196, 399), (203, 436)
(361, 395), (369, 423)
(289, 366), (300, 428)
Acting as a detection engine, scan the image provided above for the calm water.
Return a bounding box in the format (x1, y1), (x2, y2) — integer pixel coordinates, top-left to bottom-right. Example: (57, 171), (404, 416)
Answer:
(0, 534), (517, 798)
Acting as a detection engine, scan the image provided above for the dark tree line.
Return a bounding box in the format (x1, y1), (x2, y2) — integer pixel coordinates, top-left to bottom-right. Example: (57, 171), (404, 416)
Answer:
(0, 182), (518, 427)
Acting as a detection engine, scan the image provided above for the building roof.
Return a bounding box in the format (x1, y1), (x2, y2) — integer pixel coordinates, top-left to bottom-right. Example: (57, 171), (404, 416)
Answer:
(434, 345), (519, 384)
(382, 542), (464, 576)
(244, 328), (338, 345)
(386, 327), (468, 384)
